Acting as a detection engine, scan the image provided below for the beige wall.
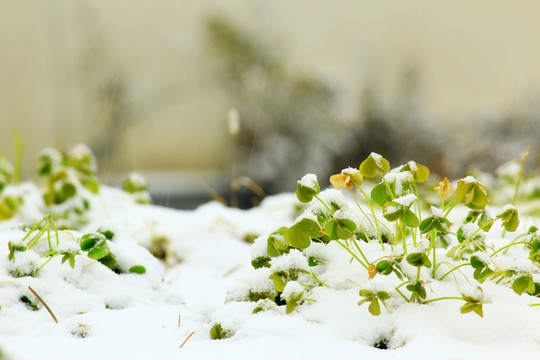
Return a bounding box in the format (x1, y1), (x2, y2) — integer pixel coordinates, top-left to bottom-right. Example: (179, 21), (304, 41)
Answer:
(2, 0), (540, 178)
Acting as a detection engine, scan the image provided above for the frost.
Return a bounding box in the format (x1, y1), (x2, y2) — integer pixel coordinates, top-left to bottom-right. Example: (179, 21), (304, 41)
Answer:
(282, 281), (304, 301)
(472, 251), (491, 265)
(430, 205), (444, 218)
(460, 223), (481, 239)
(393, 194), (416, 207)
(342, 167), (359, 175)
(126, 172), (148, 188)
(460, 283), (485, 302)
(310, 189), (347, 212)
(462, 175), (478, 184)
(299, 173), (318, 188)
(333, 207), (361, 224)
(407, 161), (418, 173)
(270, 249), (310, 272)
(502, 204), (517, 212)
(250, 235), (269, 260)
(296, 209), (318, 223)
(303, 242), (328, 264)
(384, 170), (412, 196)
(226, 268), (276, 303)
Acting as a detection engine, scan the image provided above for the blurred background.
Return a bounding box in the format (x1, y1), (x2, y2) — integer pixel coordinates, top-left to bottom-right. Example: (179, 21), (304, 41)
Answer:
(1, 0), (540, 208)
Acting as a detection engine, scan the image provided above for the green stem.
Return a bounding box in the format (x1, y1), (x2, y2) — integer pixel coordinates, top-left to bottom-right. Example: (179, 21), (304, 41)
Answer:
(313, 195), (334, 215)
(439, 263), (469, 281)
(423, 296), (462, 304)
(512, 147), (529, 206)
(490, 241), (529, 257)
(356, 185), (385, 250)
(394, 282), (410, 302)
(311, 271), (329, 288)
(447, 218), (497, 258)
(443, 198), (459, 217)
(430, 230), (437, 278)
(335, 240), (368, 269)
(379, 170), (395, 200)
(37, 255), (57, 272)
(350, 238), (371, 266)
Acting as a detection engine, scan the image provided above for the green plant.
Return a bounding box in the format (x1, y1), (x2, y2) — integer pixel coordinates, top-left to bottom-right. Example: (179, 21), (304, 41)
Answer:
(215, 151), (537, 341)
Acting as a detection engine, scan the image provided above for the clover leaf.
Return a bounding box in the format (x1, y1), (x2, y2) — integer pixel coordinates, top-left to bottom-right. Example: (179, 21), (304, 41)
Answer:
(283, 217), (321, 249)
(296, 174), (320, 203)
(401, 161), (430, 183)
(325, 218), (356, 241)
(360, 153), (390, 178)
(498, 206), (519, 232)
(267, 227), (289, 257)
(456, 177), (488, 210)
(80, 233), (110, 260)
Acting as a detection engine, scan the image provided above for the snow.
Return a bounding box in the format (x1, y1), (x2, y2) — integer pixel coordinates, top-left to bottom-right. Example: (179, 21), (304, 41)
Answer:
(270, 249), (310, 273)
(384, 170), (412, 197)
(1, 182), (540, 360)
(298, 173), (318, 188)
(393, 193), (417, 207)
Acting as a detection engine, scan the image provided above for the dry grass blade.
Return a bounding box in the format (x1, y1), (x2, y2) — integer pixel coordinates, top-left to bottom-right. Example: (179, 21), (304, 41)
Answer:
(28, 286), (58, 323)
(179, 331), (196, 348)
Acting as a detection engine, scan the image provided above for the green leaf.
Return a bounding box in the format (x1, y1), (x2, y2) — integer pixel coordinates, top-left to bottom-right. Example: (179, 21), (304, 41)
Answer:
(251, 256), (271, 269)
(401, 162), (430, 183)
(470, 255), (486, 269)
(269, 272), (287, 292)
(456, 179), (488, 210)
(406, 252), (430, 268)
(359, 289), (373, 297)
(326, 218), (356, 240)
(512, 275), (534, 295)
(267, 229), (289, 257)
(376, 260), (390, 273)
(499, 207), (519, 232)
(283, 218), (320, 249)
(368, 299), (381, 316)
(82, 177), (100, 194)
(98, 228), (115, 240)
(128, 265), (146, 274)
(382, 203), (403, 222)
(296, 175), (320, 203)
(360, 153), (390, 178)
(371, 183), (391, 207)
(460, 302), (483, 317)
(419, 217), (434, 233)
(209, 323), (230, 340)
(403, 209), (419, 228)
(0, 196), (20, 220)
(98, 254), (117, 271)
(80, 233), (110, 260)
(376, 291), (391, 300)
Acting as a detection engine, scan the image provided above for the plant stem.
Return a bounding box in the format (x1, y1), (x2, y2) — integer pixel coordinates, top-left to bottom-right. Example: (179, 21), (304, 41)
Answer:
(423, 296), (462, 304)
(490, 241), (529, 257)
(313, 195), (334, 215)
(439, 263), (469, 281)
(311, 271), (329, 287)
(356, 185), (385, 250)
(350, 238), (371, 266)
(28, 286), (58, 323)
(512, 147), (529, 206)
(335, 240), (368, 269)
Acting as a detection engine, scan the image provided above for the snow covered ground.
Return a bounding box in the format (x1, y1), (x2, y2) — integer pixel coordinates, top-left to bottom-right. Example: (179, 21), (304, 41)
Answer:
(1, 182), (540, 360)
